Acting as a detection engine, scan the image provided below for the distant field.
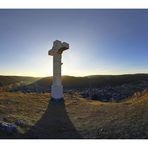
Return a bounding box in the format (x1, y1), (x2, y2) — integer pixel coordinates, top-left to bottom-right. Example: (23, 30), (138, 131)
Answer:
(0, 91), (148, 138)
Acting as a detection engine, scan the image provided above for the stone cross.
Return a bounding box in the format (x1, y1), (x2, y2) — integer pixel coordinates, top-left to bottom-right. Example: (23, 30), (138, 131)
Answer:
(48, 40), (69, 101)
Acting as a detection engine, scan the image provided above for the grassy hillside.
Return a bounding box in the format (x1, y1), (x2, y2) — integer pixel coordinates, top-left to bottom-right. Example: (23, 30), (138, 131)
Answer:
(1, 74), (148, 90)
(28, 74), (148, 89)
(0, 76), (40, 87)
(0, 90), (148, 138)
(0, 76), (40, 91)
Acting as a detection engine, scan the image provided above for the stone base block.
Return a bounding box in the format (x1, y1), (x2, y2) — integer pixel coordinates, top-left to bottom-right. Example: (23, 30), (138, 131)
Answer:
(51, 85), (63, 99)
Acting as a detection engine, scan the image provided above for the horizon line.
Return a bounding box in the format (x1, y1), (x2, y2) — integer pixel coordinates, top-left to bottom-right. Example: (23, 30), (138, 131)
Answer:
(0, 73), (148, 78)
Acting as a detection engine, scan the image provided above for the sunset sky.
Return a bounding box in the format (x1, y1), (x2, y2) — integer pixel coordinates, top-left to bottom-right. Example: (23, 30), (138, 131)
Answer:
(0, 9), (148, 77)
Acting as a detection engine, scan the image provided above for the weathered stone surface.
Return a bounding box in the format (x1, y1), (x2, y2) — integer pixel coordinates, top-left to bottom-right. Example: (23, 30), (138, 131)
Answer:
(48, 40), (69, 100)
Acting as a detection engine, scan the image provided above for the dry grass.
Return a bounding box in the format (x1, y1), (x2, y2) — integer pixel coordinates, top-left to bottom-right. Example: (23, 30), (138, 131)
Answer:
(0, 91), (148, 138)
(0, 92), (48, 126)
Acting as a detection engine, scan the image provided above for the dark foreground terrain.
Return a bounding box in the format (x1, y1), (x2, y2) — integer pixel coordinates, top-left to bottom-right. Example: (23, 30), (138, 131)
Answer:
(0, 91), (148, 139)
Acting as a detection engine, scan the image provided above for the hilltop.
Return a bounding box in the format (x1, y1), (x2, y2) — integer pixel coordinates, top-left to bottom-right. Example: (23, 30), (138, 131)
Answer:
(0, 90), (148, 138)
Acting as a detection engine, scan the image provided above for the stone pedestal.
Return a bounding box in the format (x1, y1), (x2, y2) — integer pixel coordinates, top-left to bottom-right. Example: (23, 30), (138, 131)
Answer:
(51, 85), (63, 100)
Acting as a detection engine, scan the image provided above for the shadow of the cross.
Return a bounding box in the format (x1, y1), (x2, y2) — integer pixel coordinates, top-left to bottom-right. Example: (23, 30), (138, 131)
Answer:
(22, 99), (82, 139)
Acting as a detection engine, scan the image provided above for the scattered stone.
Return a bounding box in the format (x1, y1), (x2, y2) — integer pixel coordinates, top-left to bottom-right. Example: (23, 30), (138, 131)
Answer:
(0, 121), (17, 134)
(15, 120), (26, 127)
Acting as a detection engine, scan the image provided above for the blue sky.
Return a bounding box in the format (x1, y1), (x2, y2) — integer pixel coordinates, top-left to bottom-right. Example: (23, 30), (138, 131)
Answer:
(0, 9), (148, 77)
